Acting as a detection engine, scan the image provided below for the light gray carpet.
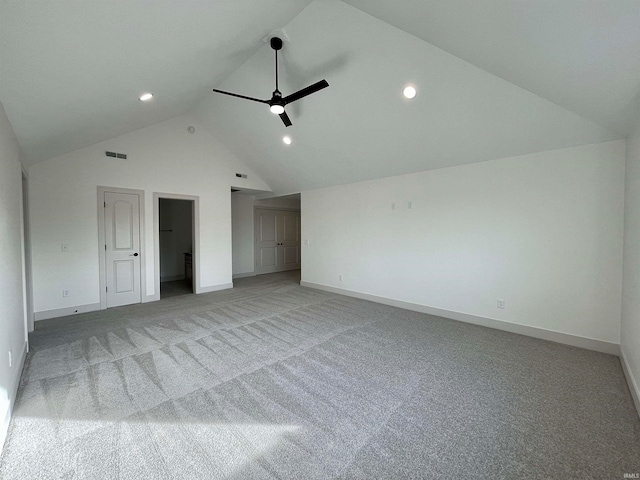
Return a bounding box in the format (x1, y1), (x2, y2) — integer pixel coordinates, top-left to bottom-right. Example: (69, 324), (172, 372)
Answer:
(1, 271), (638, 479)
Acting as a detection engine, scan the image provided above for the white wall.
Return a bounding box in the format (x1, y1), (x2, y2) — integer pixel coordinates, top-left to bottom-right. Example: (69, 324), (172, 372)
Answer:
(29, 114), (271, 316)
(302, 141), (625, 347)
(159, 198), (193, 281)
(621, 98), (640, 414)
(231, 194), (301, 277)
(0, 102), (28, 450)
(255, 195), (301, 210)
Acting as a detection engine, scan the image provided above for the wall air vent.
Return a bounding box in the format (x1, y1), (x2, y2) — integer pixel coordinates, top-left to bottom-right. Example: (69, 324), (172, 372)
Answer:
(235, 173), (247, 178)
(105, 151), (128, 159)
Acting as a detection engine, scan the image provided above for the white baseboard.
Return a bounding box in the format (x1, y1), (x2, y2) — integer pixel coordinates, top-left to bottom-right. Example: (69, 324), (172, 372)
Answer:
(198, 283), (233, 294)
(1, 340), (28, 454)
(620, 347), (640, 419)
(232, 272), (256, 279)
(300, 281), (620, 356)
(161, 274), (185, 282)
(34, 302), (101, 321)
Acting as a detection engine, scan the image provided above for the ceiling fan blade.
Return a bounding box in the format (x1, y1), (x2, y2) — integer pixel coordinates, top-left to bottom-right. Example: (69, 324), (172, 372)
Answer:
(212, 89), (269, 104)
(283, 79), (329, 105)
(279, 111), (292, 127)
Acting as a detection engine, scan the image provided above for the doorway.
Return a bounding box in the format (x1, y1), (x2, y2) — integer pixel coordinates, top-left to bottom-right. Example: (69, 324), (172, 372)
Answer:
(158, 197), (195, 299)
(230, 191), (301, 278)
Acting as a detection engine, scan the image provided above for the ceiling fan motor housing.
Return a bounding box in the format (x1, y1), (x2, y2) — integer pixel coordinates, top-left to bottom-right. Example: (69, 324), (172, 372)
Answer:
(270, 90), (283, 104)
(269, 90), (285, 114)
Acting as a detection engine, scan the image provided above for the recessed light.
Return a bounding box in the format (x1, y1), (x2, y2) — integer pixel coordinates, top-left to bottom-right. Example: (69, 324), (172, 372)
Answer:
(402, 85), (417, 99)
(139, 93), (153, 101)
(283, 136), (292, 145)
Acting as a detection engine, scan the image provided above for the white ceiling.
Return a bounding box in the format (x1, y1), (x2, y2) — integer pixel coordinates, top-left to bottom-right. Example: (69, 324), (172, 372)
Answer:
(0, 0), (313, 164)
(344, 0), (640, 136)
(1, 0), (639, 194)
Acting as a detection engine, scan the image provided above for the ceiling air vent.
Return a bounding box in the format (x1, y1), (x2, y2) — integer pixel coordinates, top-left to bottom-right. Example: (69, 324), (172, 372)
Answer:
(235, 173), (247, 178)
(105, 151), (127, 159)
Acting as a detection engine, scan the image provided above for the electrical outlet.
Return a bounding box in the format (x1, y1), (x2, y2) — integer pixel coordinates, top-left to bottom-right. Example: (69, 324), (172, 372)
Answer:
(8, 350), (12, 368)
(497, 299), (505, 309)
(304, 239), (309, 246)
(339, 274), (343, 282)
(63, 289), (70, 298)
(61, 243), (68, 252)
(407, 200), (412, 209)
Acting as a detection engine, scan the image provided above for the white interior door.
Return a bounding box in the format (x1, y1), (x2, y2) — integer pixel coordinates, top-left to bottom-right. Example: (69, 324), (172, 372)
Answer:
(255, 209), (279, 274)
(105, 191), (141, 307)
(280, 211), (301, 270)
(255, 209), (300, 274)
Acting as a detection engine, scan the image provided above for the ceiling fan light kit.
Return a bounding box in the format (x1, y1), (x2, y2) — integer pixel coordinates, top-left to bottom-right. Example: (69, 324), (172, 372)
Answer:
(270, 103), (285, 115)
(212, 37), (329, 127)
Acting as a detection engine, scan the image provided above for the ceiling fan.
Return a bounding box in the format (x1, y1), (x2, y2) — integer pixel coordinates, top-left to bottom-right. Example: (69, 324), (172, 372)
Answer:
(212, 37), (329, 127)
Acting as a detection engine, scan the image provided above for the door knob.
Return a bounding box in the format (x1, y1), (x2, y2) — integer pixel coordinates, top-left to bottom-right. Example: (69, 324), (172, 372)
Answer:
(131, 253), (139, 256)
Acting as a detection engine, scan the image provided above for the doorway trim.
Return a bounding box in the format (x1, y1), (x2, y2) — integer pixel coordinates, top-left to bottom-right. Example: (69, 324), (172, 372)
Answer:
(97, 186), (146, 310)
(21, 169), (34, 333)
(153, 192), (200, 301)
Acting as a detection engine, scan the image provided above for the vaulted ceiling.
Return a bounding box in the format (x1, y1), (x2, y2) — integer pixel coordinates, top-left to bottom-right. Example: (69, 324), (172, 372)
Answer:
(1, 0), (639, 194)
